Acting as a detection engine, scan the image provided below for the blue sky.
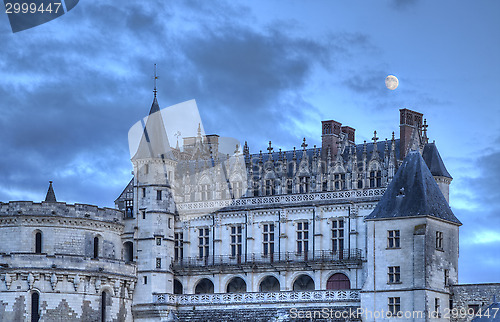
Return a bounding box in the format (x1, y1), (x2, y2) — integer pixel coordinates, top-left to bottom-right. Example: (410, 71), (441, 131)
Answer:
(0, 0), (499, 284)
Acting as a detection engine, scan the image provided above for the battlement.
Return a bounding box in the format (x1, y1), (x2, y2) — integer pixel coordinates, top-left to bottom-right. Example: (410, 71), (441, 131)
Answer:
(0, 201), (123, 224)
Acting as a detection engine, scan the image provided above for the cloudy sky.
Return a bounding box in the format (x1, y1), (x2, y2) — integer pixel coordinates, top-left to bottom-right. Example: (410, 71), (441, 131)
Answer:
(1, 1), (499, 284)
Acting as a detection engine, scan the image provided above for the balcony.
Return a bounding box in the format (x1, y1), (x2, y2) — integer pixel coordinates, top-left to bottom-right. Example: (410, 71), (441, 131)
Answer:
(172, 249), (363, 273)
(153, 289), (360, 307)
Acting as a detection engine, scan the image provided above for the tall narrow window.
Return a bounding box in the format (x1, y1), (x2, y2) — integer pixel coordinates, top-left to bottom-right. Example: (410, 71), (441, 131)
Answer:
(296, 221), (309, 256)
(143, 276), (148, 284)
(388, 297), (401, 315)
(233, 181), (242, 199)
(444, 269), (449, 286)
(322, 180), (328, 192)
(157, 190), (162, 201)
(332, 219), (344, 256)
(388, 266), (401, 283)
(201, 184), (210, 201)
(174, 232), (184, 261)
(263, 223), (275, 257)
(198, 228), (209, 259)
(436, 231), (443, 250)
(265, 179), (274, 196)
(141, 210), (146, 219)
(101, 291), (107, 322)
(334, 174), (345, 190)
(287, 179), (293, 194)
(230, 225), (243, 261)
(31, 292), (40, 322)
(142, 187), (146, 198)
(125, 199), (133, 218)
(434, 298), (441, 317)
(156, 257), (161, 269)
(369, 170), (382, 188)
(93, 237), (99, 259)
(299, 177), (309, 193)
(388, 230), (400, 248)
(35, 231), (42, 254)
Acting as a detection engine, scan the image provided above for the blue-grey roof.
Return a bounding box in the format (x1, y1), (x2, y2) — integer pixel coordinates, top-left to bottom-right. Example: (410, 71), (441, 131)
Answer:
(44, 181), (57, 202)
(422, 142), (452, 179)
(366, 150), (461, 224)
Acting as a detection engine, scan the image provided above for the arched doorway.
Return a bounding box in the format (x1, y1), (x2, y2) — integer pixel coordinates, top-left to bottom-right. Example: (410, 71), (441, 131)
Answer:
(194, 278), (214, 294)
(123, 242), (133, 262)
(226, 277), (246, 293)
(174, 279), (183, 294)
(293, 275), (315, 291)
(259, 276), (280, 292)
(326, 273), (350, 290)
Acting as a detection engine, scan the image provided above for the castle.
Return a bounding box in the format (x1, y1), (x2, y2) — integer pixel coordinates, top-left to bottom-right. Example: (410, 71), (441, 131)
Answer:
(0, 91), (499, 322)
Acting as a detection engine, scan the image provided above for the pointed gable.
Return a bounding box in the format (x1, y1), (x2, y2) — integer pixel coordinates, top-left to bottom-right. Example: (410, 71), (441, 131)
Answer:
(422, 142), (452, 179)
(132, 97), (171, 161)
(366, 150), (461, 225)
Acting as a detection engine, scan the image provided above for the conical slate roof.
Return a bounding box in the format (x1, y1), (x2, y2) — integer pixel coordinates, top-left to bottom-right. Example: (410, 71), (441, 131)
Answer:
(132, 97), (171, 161)
(44, 181), (57, 202)
(422, 142), (452, 179)
(366, 150), (461, 224)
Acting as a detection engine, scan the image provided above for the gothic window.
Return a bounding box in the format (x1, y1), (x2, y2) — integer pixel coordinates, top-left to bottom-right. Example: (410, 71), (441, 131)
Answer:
(287, 179), (293, 194)
(388, 230), (400, 248)
(326, 273), (350, 290)
(31, 292), (40, 322)
(334, 174), (345, 190)
(262, 223), (275, 257)
(101, 291), (108, 322)
(436, 231), (443, 250)
(156, 190), (162, 201)
(233, 181), (243, 199)
(369, 170), (382, 188)
(296, 221), (309, 256)
(201, 184), (211, 201)
(332, 219), (344, 256)
(388, 297), (401, 315)
(230, 225), (243, 260)
(198, 228), (209, 259)
(174, 232), (184, 261)
(299, 177), (310, 194)
(388, 266), (401, 283)
(265, 179), (275, 196)
(35, 231), (42, 254)
(93, 237), (99, 259)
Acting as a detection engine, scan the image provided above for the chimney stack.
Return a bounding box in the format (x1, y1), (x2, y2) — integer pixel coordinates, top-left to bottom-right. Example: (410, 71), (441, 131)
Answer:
(341, 126), (355, 144)
(399, 108), (423, 160)
(321, 120), (342, 160)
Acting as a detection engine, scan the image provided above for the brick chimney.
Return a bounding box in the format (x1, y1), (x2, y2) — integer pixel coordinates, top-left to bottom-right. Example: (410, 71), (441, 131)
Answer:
(321, 120), (342, 160)
(341, 126), (355, 144)
(399, 108), (423, 160)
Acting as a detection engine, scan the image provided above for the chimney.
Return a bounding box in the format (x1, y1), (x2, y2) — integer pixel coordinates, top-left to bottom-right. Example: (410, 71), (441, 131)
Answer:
(399, 108), (423, 159)
(321, 120), (342, 160)
(341, 126), (355, 144)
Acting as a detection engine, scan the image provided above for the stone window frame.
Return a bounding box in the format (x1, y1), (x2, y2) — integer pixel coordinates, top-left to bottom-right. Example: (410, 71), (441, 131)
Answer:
(198, 227), (210, 259)
(296, 221), (309, 255)
(387, 230), (401, 249)
(388, 266), (401, 284)
(174, 232), (184, 261)
(156, 257), (162, 269)
(230, 224), (243, 259)
(388, 297), (401, 315)
(262, 223), (275, 257)
(331, 218), (345, 254)
(436, 231), (444, 250)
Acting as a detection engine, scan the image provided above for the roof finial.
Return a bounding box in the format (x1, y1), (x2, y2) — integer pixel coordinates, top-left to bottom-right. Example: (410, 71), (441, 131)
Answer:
(153, 64), (159, 98)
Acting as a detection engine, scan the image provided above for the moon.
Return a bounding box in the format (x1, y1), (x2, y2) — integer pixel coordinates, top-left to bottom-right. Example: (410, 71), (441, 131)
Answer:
(385, 75), (399, 90)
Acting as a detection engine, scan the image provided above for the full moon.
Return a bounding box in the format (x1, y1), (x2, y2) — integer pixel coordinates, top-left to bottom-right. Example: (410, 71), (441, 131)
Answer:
(385, 75), (399, 90)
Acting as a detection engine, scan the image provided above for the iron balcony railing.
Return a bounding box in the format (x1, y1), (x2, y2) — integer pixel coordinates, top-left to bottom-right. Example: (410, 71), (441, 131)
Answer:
(172, 249), (362, 269)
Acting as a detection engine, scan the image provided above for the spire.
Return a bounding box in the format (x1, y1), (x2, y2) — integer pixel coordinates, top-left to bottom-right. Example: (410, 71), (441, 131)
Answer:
(44, 181), (57, 202)
(149, 64), (160, 115)
(267, 141), (274, 161)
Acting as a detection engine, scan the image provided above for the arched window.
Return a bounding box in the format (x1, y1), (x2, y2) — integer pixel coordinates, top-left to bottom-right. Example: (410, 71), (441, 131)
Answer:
(123, 242), (133, 262)
(326, 273), (350, 290)
(101, 291), (107, 322)
(194, 278), (214, 294)
(174, 279), (183, 294)
(93, 237), (99, 259)
(31, 292), (40, 322)
(226, 277), (246, 293)
(259, 276), (280, 292)
(35, 232), (42, 254)
(293, 275), (315, 291)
